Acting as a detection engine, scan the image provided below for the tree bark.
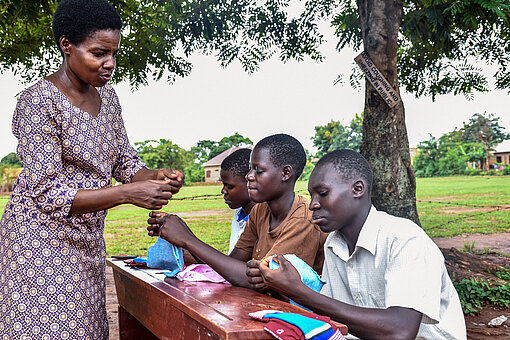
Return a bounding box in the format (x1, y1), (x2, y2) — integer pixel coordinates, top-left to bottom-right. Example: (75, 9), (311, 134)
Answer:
(357, 0), (420, 225)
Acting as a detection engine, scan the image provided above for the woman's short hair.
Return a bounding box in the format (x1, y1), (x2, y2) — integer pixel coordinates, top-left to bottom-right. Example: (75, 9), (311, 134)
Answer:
(52, 0), (122, 53)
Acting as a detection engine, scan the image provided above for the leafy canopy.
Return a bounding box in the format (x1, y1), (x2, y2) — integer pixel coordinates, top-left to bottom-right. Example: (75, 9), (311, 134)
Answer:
(2, 0), (508, 98)
(414, 112), (509, 177)
(0, 152), (22, 167)
(191, 132), (252, 163)
(312, 112), (363, 157)
(135, 139), (190, 171)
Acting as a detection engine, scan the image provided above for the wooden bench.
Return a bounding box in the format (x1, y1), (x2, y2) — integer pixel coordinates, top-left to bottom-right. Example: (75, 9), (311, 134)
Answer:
(107, 259), (348, 339)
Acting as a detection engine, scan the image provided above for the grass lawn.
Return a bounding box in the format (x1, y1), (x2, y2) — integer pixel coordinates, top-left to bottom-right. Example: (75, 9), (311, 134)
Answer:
(1, 176), (508, 256)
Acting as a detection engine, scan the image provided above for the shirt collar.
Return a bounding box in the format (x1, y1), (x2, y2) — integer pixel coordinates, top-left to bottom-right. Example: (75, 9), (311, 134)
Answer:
(355, 205), (379, 256)
(237, 208), (249, 222)
(327, 205), (379, 259)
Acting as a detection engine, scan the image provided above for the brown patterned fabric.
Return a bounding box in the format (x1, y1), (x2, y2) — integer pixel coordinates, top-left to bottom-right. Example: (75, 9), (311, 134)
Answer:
(0, 79), (146, 339)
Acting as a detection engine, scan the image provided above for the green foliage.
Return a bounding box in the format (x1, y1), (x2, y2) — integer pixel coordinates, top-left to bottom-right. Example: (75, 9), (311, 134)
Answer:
(414, 134), (484, 177)
(0, 0), (327, 87)
(299, 160), (314, 181)
(503, 166), (510, 175)
(334, 0), (510, 98)
(464, 168), (483, 176)
(312, 112), (363, 158)
(453, 278), (510, 315)
(5, 1), (507, 97)
(0, 152), (22, 167)
(184, 162), (205, 184)
(414, 112), (509, 176)
(135, 139), (190, 172)
(461, 112), (510, 147)
(494, 268), (510, 281)
(191, 132), (252, 163)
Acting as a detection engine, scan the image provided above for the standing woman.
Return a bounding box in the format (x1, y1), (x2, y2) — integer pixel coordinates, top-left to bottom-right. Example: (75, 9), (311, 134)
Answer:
(0, 0), (184, 338)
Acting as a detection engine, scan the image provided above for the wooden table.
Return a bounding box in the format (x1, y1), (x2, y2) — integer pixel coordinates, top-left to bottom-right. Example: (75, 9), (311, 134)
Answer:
(107, 259), (348, 340)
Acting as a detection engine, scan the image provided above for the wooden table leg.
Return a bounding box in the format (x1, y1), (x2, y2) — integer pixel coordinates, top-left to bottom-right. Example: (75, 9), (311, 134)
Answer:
(118, 305), (159, 340)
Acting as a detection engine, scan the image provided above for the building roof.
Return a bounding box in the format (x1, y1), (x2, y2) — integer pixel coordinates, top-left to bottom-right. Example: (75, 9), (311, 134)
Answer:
(203, 146), (251, 167)
(495, 140), (510, 153)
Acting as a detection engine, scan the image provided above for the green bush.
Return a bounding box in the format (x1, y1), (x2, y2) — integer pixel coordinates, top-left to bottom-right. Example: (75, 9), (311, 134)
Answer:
(414, 170), (426, 178)
(464, 168), (482, 176)
(503, 166), (510, 175)
(453, 278), (510, 315)
(488, 169), (497, 176)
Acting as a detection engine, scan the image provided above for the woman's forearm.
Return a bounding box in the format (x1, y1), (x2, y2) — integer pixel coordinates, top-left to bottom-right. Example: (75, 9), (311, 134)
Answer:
(70, 185), (128, 214)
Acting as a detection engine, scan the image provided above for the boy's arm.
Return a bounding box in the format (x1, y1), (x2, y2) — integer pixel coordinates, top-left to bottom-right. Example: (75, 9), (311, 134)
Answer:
(148, 214), (254, 288)
(250, 255), (422, 340)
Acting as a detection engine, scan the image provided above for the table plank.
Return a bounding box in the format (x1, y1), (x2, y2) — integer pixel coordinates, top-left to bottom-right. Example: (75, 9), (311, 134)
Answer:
(108, 259), (348, 339)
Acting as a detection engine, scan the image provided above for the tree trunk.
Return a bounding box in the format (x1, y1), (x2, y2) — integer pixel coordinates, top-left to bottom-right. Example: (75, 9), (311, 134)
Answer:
(357, 0), (420, 225)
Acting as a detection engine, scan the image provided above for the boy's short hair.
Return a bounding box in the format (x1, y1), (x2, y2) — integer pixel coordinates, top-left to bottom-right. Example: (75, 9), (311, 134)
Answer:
(221, 148), (252, 178)
(53, 0), (123, 55)
(317, 149), (373, 193)
(255, 134), (306, 178)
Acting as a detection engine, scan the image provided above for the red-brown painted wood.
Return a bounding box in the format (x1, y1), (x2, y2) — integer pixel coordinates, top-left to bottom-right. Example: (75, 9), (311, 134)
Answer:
(108, 259), (348, 339)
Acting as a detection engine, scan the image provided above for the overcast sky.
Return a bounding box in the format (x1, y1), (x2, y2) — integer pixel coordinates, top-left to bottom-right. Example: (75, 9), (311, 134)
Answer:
(1, 38), (508, 160)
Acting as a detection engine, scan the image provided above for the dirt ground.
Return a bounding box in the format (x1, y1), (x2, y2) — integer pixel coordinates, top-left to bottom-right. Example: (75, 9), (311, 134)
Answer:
(106, 233), (510, 339)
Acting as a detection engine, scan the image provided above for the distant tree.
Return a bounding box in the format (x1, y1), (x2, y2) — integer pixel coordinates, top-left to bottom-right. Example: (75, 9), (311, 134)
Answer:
(312, 113), (363, 158)
(185, 163), (205, 183)
(0, 152), (22, 167)
(459, 112), (510, 171)
(414, 134), (486, 177)
(135, 139), (190, 171)
(192, 133), (252, 162)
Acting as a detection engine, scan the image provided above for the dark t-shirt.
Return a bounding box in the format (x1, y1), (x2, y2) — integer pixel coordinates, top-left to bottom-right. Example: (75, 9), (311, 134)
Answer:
(235, 194), (327, 274)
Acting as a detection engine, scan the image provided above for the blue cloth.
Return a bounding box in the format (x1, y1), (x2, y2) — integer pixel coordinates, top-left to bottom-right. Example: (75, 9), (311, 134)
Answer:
(147, 237), (184, 276)
(263, 312), (334, 339)
(269, 254), (325, 311)
(132, 257), (147, 264)
(269, 254), (325, 292)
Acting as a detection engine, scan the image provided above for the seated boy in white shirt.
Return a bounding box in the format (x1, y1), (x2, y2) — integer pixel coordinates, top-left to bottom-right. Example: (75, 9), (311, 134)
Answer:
(247, 149), (466, 340)
(219, 148), (256, 254)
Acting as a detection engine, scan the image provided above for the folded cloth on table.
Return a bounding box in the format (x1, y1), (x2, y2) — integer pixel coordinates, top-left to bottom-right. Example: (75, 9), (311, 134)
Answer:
(147, 237), (184, 276)
(169, 264), (230, 284)
(249, 310), (345, 340)
(269, 254), (325, 311)
(124, 257), (149, 269)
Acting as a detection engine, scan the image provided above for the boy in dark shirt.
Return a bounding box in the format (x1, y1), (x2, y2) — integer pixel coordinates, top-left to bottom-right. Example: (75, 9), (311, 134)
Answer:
(147, 134), (327, 287)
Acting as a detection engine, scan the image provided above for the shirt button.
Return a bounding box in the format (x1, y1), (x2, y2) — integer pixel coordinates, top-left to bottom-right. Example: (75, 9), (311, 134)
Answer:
(348, 264), (353, 268)
(354, 294), (359, 299)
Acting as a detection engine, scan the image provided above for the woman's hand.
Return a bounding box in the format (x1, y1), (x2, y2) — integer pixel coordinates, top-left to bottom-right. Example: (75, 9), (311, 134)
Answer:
(156, 169), (184, 193)
(124, 179), (174, 210)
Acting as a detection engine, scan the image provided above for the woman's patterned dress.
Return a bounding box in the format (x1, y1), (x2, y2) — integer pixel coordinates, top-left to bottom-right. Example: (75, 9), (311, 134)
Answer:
(0, 79), (146, 339)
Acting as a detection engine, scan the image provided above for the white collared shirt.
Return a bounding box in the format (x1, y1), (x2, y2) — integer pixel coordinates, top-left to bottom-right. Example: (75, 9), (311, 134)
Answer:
(320, 206), (466, 340)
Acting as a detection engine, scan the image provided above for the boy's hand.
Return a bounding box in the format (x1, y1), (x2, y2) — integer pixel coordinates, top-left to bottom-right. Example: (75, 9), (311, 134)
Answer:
(156, 169), (185, 193)
(148, 213), (195, 248)
(147, 211), (168, 236)
(246, 260), (266, 291)
(257, 255), (303, 298)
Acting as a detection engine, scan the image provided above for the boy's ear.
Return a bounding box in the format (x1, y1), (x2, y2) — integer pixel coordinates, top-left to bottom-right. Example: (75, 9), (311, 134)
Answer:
(281, 165), (293, 182)
(352, 179), (366, 199)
